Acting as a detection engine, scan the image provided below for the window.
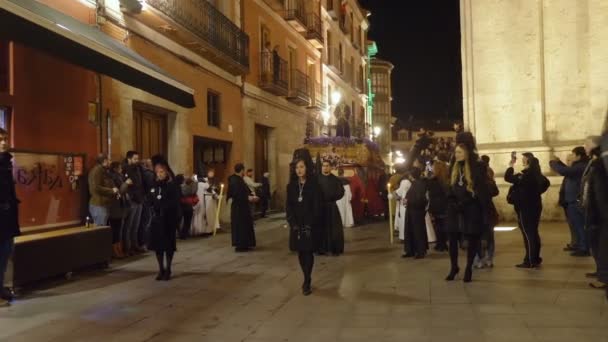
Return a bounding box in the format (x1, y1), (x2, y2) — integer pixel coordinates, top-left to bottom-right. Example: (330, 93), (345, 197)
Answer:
(207, 91), (221, 128)
(0, 40), (9, 93)
(0, 107), (11, 133)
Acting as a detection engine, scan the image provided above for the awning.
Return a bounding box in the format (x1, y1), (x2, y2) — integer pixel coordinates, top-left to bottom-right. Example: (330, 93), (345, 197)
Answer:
(0, 0), (195, 108)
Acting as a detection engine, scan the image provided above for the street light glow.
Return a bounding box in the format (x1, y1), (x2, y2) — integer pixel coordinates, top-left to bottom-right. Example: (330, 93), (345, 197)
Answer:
(395, 157), (405, 164)
(331, 90), (342, 105)
(373, 126), (382, 136)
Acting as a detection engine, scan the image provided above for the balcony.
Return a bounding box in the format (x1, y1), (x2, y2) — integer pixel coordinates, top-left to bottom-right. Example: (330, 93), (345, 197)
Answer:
(259, 52), (289, 96)
(143, 0), (249, 75)
(287, 69), (311, 106)
(326, 0), (339, 20)
(327, 48), (343, 74)
(283, 0), (307, 32)
(308, 82), (327, 110)
(305, 13), (324, 49)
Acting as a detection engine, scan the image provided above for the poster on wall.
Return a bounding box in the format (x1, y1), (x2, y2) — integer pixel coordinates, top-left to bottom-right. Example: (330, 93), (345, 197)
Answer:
(12, 151), (86, 231)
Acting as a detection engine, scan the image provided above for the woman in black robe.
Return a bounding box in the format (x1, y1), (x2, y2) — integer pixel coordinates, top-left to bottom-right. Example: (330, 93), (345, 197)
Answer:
(227, 163), (257, 252)
(148, 163), (180, 281)
(445, 143), (491, 283)
(318, 161), (345, 255)
(403, 167), (428, 259)
(287, 158), (322, 296)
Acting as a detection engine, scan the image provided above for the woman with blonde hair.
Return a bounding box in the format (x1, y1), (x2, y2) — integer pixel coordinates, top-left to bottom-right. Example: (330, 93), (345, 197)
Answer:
(445, 143), (491, 282)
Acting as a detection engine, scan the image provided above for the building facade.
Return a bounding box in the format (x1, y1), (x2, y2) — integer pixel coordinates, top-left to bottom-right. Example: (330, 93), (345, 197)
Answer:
(322, 0), (370, 138)
(0, 0), (248, 229)
(241, 0), (324, 210)
(370, 57), (394, 166)
(99, 0), (248, 181)
(460, 0), (608, 220)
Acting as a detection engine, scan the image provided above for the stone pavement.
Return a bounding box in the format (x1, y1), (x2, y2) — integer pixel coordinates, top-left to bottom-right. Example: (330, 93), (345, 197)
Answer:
(0, 215), (607, 342)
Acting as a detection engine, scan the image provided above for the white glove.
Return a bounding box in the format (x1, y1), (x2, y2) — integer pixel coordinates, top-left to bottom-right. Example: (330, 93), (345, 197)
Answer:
(387, 194), (394, 200)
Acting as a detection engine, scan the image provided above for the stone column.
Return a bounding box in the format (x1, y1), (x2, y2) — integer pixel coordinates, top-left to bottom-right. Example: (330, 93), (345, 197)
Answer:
(460, 0), (608, 221)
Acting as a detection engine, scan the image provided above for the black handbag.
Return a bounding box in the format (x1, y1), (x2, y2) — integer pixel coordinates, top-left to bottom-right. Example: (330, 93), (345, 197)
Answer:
(292, 225), (313, 251)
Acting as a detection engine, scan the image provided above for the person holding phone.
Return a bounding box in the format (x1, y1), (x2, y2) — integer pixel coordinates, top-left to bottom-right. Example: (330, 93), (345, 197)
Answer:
(505, 152), (550, 268)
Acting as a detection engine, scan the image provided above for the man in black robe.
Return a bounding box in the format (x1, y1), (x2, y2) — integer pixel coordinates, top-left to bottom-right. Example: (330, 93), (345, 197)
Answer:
(227, 163), (257, 252)
(403, 168), (428, 259)
(318, 161), (345, 255)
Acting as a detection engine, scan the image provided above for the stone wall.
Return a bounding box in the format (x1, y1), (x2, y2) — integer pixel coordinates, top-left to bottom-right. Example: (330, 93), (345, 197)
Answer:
(461, 0), (608, 221)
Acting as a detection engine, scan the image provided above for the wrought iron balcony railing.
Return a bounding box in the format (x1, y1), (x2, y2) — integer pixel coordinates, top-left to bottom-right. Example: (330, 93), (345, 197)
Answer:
(283, 0), (307, 31)
(287, 69), (311, 106)
(309, 82), (327, 110)
(259, 51), (289, 96)
(305, 13), (323, 47)
(146, 0), (249, 71)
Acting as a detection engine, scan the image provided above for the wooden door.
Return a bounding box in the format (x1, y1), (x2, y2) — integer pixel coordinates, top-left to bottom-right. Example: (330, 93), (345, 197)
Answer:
(133, 105), (168, 160)
(254, 124), (269, 182)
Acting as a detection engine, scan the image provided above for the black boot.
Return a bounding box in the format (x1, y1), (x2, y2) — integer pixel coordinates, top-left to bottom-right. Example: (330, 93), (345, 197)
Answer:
(155, 252), (165, 281)
(463, 267), (473, 283)
(163, 251), (174, 281)
(445, 267), (460, 281)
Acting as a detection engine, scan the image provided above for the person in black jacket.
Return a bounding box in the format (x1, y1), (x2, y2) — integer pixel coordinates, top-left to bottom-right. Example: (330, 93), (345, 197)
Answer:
(260, 172), (271, 218)
(318, 161), (345, 256)
(228, 163), (257, 252)
(581, 137), (608, 294)
(505, 153), (550, 268)
(427, 160), (450, 252)
(403, 168), (428, 259)
(445, 143), (491, 283)
(148, 163), (180, 281)
(287, 157), (322, 296)
(123, 151), (145, 255)
(0, 128), (19, 305)
(550, 147), (589, 256)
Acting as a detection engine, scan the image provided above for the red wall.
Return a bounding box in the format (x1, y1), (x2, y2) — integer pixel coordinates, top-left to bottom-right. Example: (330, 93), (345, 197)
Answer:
(0, 43), (99, 229)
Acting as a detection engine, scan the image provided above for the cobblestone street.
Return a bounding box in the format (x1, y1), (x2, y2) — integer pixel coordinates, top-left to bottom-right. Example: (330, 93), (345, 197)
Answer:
(1, 216), (607, 342)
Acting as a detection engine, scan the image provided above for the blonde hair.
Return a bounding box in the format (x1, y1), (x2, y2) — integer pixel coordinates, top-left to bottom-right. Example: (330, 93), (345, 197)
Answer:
(450, 144), (475, 194)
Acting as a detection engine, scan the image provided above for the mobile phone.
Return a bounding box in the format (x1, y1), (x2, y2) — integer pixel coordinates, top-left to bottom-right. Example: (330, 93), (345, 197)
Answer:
(511, 151), (517, 159)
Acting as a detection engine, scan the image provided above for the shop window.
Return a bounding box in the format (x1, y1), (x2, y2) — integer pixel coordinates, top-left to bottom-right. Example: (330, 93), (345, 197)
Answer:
(207, 90), (221, 128)
(0, 107), (11, 132)
(0, 41), (9, 93)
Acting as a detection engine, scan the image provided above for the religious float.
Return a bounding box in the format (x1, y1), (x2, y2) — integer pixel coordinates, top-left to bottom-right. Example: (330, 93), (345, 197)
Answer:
(294, 135), (387, 222)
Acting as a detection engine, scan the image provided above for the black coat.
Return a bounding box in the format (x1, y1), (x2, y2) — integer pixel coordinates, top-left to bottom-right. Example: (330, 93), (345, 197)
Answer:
(0, 152), (20, 241)
(550, 159), (586, 204)
(261, 177), (271, 200)
(446, 160), (491, 235)
(228, 174), (256, 249)
(286, 179), (322, 252)
(125, 163), (145, 204)
(505, 167), (550, 211)
(148, 179), (180, 252)
(582, 159), (608, 230)
(426, 177), (448, 217)
(318, 173), (345, 254)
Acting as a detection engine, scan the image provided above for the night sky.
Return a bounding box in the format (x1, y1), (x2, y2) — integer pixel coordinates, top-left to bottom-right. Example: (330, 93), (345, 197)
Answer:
(359, 0), (463, 123)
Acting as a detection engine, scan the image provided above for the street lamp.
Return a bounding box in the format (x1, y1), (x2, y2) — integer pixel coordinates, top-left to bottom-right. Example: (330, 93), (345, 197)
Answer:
(395, 157), (405, 164)
(373, 126), (382, 137)
(331, 90), (342, 106)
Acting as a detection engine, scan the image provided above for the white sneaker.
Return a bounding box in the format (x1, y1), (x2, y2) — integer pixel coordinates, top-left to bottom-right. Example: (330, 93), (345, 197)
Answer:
(484, 257), (494, 268)
(473, 258), (485, 269)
